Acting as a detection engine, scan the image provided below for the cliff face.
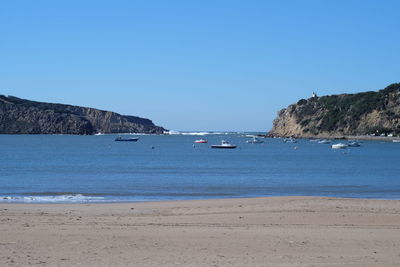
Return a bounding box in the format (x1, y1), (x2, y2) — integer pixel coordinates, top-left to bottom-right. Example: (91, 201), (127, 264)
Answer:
(269, 83), (400, 138)
(0, 95), (165, 135)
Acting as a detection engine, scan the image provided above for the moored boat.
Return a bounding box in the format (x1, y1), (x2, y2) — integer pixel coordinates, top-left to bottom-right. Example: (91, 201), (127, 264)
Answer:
(283, 137), (297, 143)
(347, 141), (361, 147)
(194, 139), (208, 143)
(331, 143), (348, 149)
(318, 139), (331, 144)
(115, 137), (139, 142)
(246, 137), (264, 144)
(211, 140), (237, 149)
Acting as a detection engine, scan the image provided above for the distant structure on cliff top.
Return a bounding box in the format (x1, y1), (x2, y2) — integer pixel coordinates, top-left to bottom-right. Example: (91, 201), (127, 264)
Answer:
(269, 83), (400, 138)
(0, 95), (165, 135)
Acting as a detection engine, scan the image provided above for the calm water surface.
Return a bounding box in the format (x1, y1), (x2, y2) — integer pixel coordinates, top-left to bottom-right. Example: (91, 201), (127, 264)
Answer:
(0, 133), (399, 202)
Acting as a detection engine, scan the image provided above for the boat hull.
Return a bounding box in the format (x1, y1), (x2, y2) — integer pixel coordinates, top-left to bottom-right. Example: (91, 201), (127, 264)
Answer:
(211, 145), (237, 149)
(331, 144), (347, 149)
(348, 143), (360, 147)
(115, 138), (139, 142)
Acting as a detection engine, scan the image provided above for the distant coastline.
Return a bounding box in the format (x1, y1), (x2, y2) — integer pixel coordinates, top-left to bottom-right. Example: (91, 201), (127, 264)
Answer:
(0, 95), (165, 135)
(268, 83), (400, 139)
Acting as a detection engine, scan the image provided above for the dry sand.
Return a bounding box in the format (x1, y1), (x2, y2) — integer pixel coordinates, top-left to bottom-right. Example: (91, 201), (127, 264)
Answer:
(1, 196), (400, 266)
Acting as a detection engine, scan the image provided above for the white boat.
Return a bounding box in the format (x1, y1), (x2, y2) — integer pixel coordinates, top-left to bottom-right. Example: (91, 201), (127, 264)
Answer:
(393, 139), (400, 143)
(283, 137), (297, 143)
(318, 139), (331, 144)
(211, 140), (237, 149)
(331, 143), (348, 149)
(246, 137), (264, 144)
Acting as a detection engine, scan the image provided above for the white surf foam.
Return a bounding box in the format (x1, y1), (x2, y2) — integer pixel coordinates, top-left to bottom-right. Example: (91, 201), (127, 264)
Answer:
(180, 132), (210, 136)
(165, 130), (181, 135)
(166, 131), (238, 136)
(0, 194), (105, 203)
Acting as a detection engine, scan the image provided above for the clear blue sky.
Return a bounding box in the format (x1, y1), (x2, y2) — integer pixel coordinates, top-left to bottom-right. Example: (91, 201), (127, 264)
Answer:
(1, 0), (399, 131)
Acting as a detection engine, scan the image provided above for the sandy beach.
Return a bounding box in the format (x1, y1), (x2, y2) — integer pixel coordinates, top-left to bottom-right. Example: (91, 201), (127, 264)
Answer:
(1, 197), (400, 266)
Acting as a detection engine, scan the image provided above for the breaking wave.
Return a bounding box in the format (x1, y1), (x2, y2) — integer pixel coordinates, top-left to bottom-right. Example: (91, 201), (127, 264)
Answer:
(0, 194), (106, 203)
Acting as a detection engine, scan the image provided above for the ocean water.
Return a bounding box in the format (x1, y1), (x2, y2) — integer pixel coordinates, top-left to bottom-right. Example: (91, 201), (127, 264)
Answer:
(1, 133), (400, 203)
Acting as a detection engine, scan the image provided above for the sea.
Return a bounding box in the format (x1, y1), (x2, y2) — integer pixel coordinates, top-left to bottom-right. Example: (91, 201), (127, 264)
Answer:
(1, 132), (399, 203)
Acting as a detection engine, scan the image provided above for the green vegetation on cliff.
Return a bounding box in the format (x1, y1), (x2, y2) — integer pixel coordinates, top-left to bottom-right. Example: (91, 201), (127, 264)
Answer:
(269, 83), (400, 137)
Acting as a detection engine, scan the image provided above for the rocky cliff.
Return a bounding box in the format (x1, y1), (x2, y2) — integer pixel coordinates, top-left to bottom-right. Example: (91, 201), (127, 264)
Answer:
(0, 95), (165, 135)
(269, 83), (400, 138)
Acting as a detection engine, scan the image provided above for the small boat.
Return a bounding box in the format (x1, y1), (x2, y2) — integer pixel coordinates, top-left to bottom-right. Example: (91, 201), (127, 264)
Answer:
(115, 137), (139, 142)
(246, 137), (264, 144)
(211, 140), (237, 149)
(318, 139), (331, 144)
(347, 141), (361, 147)
(283, 137), (297, 143)
(393, 139), (400, 143)
(194, 139), (208, 143)
(331, 143), (348, 149)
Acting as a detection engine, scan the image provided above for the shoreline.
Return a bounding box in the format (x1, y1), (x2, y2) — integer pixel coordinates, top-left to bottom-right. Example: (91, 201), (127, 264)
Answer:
(2, 195), (400, 204)
(1, 196), (400, 266)
(3, 193), (400, 204)
(261, 134), (400, 141)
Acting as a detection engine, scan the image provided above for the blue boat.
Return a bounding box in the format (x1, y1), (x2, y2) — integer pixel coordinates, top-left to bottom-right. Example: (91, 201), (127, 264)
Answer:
(115, 137), (139, 142)
(348, 141), (361, 147)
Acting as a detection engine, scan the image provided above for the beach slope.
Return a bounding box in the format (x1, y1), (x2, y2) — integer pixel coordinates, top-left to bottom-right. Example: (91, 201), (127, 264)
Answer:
(1, 196), (400, 266)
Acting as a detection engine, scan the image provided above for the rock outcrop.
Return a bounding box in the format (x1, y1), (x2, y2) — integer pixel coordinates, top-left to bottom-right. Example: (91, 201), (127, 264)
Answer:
(0, 95), (165, 135)
(269, 83), (400, 138)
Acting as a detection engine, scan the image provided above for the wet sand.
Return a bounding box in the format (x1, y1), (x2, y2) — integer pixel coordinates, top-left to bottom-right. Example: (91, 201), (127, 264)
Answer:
(1, 196), (400, 266)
